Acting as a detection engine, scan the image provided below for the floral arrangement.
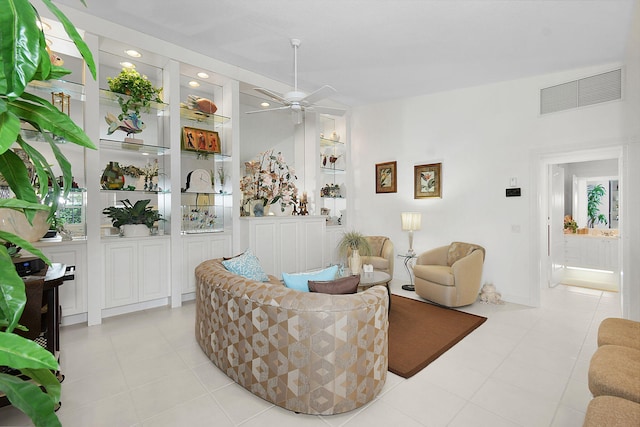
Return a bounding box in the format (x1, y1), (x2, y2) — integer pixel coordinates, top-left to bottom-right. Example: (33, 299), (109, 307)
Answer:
(564, 215), (578, 233)
(240, 150), (297, 211)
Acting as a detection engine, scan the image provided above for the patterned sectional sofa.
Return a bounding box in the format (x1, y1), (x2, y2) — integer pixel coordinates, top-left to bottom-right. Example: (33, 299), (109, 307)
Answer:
(195, 258), (389, 415)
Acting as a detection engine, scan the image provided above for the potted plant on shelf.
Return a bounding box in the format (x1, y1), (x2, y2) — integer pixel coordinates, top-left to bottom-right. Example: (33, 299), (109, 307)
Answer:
(587, 184), (608, 228)
(0, 1), (96, 426)
(105, 67), (162, 138)
(102, 199), (163, 237)
(337, 231), (372, 275)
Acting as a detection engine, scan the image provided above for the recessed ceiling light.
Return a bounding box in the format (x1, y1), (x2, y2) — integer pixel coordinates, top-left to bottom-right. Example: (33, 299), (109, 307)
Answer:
(125, 49), (142, 58)
(188, 81), (200, 88)
(261, 102), (270, 107)
(197, 72), (209, 79)
(120, 61), (135, 69)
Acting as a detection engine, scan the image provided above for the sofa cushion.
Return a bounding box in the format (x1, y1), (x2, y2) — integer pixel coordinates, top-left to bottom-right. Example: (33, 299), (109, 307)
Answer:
(221, 250), (269, 282)
(309, 275), (360, 294)
(282, 265), (339, 292)
(447, 242), (484, 266)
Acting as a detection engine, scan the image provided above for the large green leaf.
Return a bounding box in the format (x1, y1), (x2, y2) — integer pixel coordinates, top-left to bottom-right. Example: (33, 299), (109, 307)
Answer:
(0, 373), (61, 427)
(0, 247), (26, 332)
(0, 332), (59, 370)
(0, 104), (21, 155)
(17, 137), (59, 202)
(0, 230), (50, 266)
(41, 0), (96, 80)
(0, 0), (43, 99)
(0, 148), (39, 223)
(8, 93), (95, 149)
(21, 367), (61, 403)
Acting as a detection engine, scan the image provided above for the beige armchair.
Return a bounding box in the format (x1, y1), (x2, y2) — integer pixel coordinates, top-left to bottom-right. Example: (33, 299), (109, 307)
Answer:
(362, 236), (394, 277)
(412, 242), (485, 307)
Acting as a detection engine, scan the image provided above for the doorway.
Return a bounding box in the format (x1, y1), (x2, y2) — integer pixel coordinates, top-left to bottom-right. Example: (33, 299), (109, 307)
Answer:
(534, 146), (624, 305)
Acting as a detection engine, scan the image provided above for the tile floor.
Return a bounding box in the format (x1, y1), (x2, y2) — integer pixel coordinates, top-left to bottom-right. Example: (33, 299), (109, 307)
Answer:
(0, 282), (621, 427)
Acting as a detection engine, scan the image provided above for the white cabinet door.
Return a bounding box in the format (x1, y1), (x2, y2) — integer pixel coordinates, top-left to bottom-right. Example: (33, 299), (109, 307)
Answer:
(40, 243), (87, 317)
(242, 217), (326, 277)
(104, 241), (138, 308)
(182, 233), (232, 294)
(138, 238), (170, 301)
(182, 237), (210, 294)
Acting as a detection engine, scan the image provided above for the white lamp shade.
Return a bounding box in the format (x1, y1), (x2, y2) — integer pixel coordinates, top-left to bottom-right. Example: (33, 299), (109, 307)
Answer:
(401, 212), (422, 231)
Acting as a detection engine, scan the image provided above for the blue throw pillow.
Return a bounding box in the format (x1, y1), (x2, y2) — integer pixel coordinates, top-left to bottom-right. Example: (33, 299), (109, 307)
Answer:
(221, 250), (269, 282)
(282, 265), (339, 292)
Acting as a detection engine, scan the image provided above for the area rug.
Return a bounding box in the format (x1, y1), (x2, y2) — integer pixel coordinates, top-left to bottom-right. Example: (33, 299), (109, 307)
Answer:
(387, 294), (487, 378)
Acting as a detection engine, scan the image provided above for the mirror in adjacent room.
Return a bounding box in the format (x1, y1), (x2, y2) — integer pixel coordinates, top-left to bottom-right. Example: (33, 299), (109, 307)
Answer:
(561, 159), (619, 231)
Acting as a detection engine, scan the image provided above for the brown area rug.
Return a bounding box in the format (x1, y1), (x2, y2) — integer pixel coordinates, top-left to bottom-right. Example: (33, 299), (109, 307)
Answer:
(388, 294), (487, 378)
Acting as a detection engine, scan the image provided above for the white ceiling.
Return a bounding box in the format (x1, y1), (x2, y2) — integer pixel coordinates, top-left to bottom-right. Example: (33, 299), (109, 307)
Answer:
(54, 0), (636, 107)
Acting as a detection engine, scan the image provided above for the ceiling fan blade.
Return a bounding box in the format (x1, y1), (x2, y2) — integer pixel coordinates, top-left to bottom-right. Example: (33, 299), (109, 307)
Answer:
(253, 87), (290, 105)
(301, 85), (337, 106)
(245, 105), (292, 114)
(307, 105), (346, 116)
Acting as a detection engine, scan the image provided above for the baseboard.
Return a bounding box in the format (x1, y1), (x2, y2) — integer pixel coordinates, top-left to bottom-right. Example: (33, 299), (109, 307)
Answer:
(101, 298), (170, 319)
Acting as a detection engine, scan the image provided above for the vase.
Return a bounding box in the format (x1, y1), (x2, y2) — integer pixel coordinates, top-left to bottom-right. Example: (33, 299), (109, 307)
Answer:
(349, 249), (362, 275)
(122, 224), (150, 237)
(0, 209), (49, 242)
(271, 200), (293, 216)
(101, 161), (125, 190)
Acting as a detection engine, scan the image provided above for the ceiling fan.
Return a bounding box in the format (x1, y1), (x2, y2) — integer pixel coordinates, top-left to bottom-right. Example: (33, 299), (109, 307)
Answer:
(246, 39), (346, 124)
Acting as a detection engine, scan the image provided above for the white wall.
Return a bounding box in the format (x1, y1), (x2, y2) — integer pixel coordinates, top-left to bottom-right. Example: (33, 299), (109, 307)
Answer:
(351, 62), (638, 308)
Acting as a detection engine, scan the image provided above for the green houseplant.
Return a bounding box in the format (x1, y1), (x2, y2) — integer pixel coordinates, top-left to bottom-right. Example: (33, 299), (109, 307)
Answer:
(587, 184), (608, 228)
(102, 199), (163, 237)
(337, 231), (372, 275)
(107, 67), (163, 120)
(0, 1), (96, 425)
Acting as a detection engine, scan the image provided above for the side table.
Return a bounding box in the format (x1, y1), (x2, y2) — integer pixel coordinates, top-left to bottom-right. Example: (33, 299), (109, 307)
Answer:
(397, 253), (417, 291)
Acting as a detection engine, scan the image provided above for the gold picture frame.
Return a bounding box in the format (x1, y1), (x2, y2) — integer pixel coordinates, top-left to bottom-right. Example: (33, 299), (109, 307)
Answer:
(182, 126), (220, 153)
(414, 163), (442, 199)
(375, 161), (397, 193)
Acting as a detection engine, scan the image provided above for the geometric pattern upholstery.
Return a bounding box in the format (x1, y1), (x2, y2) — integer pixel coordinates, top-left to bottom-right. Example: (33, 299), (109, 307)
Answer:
(195, 258), (388, 415)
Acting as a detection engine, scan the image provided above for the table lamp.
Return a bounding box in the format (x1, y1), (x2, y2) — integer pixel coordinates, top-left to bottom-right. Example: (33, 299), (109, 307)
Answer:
(401, 212), (422, 255)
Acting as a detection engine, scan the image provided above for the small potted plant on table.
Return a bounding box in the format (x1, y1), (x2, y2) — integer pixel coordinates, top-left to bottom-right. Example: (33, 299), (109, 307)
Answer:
(102, 199), (163, 237)
(337, 231), (372, 275)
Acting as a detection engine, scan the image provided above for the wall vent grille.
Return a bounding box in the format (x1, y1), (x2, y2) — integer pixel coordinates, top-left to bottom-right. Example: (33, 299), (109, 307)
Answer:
(540, 69), (622, 115)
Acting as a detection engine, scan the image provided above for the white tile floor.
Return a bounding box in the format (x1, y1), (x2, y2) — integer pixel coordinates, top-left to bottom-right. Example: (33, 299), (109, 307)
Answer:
(0, 282), (621, 427)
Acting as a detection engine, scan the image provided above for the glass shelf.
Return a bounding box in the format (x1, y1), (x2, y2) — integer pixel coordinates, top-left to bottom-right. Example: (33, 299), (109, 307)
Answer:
(180, 106), (230, 126)
(99, 89), (168, 111)
(320, 137), (344, 147)
(181, 150), (230, 161)
(27, 79), (85, 101)
(100, 138), (169, 155)
(320, 166), (346, 174)
(100, 189), (169, 194)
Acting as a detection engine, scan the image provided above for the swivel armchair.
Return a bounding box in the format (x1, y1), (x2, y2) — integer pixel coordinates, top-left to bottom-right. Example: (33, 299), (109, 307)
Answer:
(362, 236), (394, 277)
(412, 242), (485, 307)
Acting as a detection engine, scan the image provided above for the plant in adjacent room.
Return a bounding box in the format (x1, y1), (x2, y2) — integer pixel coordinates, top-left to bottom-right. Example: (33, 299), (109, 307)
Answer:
(0, 1), (96, 425)
(587, 184), (608, 228)
(107, 67), (163, 120)
(563, 215), (578, 233)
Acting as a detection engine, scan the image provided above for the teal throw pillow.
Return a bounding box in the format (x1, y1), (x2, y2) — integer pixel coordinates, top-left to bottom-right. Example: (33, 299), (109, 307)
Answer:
(221, 250), (269, 282)
(282, 265), (339, 292)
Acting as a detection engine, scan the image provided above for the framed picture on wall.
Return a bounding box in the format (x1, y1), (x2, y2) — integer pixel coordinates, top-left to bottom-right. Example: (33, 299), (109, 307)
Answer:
(375, 161), (397, 193)
(414, 163), (442, 198)
(182, 126), (221, 153)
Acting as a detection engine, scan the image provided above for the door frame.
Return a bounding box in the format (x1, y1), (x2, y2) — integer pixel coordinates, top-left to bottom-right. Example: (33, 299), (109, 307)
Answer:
(531, 145), (625, 311)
